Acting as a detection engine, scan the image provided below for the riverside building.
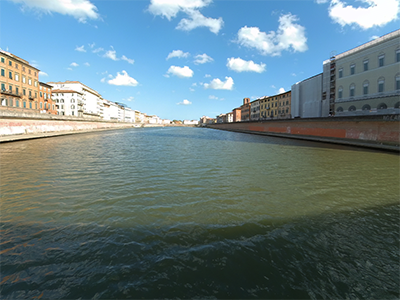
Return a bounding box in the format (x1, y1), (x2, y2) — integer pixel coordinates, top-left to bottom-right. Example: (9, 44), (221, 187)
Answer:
(241, 98), (251, 121)
(52, 89), (83, 117)
(48, 81), (103, 118)
(38, 82), (56, 114)
(0, 50), (42, 113)
(250, 98), (260, 121)
(325, 29), (400, 116)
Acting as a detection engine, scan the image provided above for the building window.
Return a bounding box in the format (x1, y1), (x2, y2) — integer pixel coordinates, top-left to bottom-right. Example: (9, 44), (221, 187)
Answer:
(377, 103), (387, 110)
(363, 60), (369, 71)
(349, 84), (355, 97)
(71, 98), (75, 103)
(9, 71), (12, 79)
(378, 54), (384, 67)
(40, 92), (42, 97)
(378, 78), (384, 93)
(22, 76), (26, 83)
(338, 69), (343, 78)
(34, 81), (37, 87)
(71, 105), (75, 109)
(61, 99), (64, 103)
(28, 79), (32, 85)
(396, 49), (400, 62)
(9, 60), (12, 66)
(350, 64), (355, 75)
(15, 74), (19, 81)
(15, 63), (18, 69)
(362, 104), (371, 111)
(16, 87), (19, 95)
(9, 99), (13, 107)
(0, 57), (4, 63)
(1, 69), (4, 76)
(40, 102), (43, 108)
(29, 90), (31, 97)
(338, 87), (343, 99)
(29, 102), (32, 109)
(9, 85), (12, 92)
(336, 106), (343, 112)
(349, 105), (356, 111)
(1, 83), (4, 91)
(396, 74), (400, 90)
(23, 89), (26, 95)
(23, 101), (26, 108)
(363, 81), (369, 95)
(16, 100), (19, 107)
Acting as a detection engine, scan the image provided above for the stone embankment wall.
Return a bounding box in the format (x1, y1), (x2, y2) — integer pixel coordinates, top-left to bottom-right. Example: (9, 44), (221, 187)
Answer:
(209, 115), (400, 152)
(0, 111), (139, 142)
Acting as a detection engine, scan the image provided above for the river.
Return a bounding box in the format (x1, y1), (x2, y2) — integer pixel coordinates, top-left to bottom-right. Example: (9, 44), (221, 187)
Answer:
(1, 127), (399, 299)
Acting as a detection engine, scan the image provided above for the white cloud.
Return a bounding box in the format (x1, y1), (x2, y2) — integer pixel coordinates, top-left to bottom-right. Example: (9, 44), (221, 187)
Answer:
(176, 10), (223, 34)
(148, 0), (211, 20)
(177, 99), (192, 105)
(370, 35), (380, 40)
(328, 0), (400, 29)
(75, 45), (86, 52)
(167, 65), (194, 78)
(315, 0), (329, 3)
(70, 62), (79, 67)
(121, 55), (134, 64)
(227, 57), (266, 73)
(166, 50), (190, 60)
(104, 47), (118, 61)
(278, 87), (286, 94)
(204, 74), (211, 78)
(237, 13), (307, 56)
(147, 0), (223, 34)
(39, 71), (48, 76)
(93, 47), (104, 53)
(84, 62), (90, 66)
(194, 53), (213, 64)
(108, 70), (138, 86)
(9, 0), (99, 23)
(67, 67), (73, 71)
(209, 95), (218, 99)
(124, 96), (134, 102)
(203, 77), (234, 90)
(88, 42), (95, 48)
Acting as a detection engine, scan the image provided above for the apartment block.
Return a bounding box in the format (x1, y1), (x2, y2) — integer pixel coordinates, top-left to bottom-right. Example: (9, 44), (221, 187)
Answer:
(38, 82), (57, 115)
(52, 89), (83, 117)
(0, 50), (41, 113)
(326, 29), (400, 116)
(241, 98), (251, 121)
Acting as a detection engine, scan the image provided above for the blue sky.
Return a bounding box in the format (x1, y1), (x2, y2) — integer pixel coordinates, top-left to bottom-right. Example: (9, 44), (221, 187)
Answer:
(1, 0), (399, 120)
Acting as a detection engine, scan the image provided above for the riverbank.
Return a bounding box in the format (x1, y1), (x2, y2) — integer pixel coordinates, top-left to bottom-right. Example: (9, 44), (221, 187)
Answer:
(208, 114), (400, 152)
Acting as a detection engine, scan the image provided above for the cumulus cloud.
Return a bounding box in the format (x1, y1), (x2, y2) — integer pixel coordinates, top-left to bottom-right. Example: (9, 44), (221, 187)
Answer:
(104, 47), (118, 61)
(93, 47), (104, 53)
(237, 13), (307, 56)
(328, 0), (400, 29)
(75, 45), (86, 52)
(84, 62), (90, 66)
(176, 10), (223, 34)
(278, 87), (286, 94)
(121, 55), (134, 64)
(39, 71), (48, 76)
(166, 50), (190, 60)
(167, 65), (194, 78)
(147, 0), (223, 34)
(227, 57), (266, 73)
(177, 99), (192, 105)
(108, 70), (139, 86)
(70, 62), (79, 67)
(203, 77), (234, 90)
(9, 0), (100, 23)
(194, 53), (213, 64)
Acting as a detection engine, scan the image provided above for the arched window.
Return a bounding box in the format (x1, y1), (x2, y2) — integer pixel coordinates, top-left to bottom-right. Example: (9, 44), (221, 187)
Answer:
(363, 81), (369, 95)
(378, 77), (384, 93)
(1, 98), (7, 106)
(338, 86), (343, 99)
(377, 103), (387, 110)
(71, 105), (75, 109)
(378, 53), (385, 67)
(396, 48), (400, 63)
(349, 106), (356, 111)
(396, 74), (400, 90)
(394, 102), (400, 109)
(71, 98), (75, 103)
(362, 104), (371, 111)
(349, 84), (355, 97)
(336, 106), (343, 112)
(60, 99), (64, 103)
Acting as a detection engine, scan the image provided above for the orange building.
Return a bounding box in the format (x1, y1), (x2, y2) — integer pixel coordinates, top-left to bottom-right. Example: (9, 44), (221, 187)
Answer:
(240, 97), (251, 121)
(0, 50), (41, 113)
(39, 82), (56, 114)
(232, 107), (241, 122)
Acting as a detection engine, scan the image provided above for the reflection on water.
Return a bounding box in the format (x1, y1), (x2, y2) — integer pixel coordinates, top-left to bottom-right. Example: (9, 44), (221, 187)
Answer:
(1, 127), (399, 299)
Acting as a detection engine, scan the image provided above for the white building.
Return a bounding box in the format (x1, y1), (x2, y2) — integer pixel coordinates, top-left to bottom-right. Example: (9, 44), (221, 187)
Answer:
(326, 29), (400, 116)
(291, 73), (329, 118)
(52, 89), (83, 117)
(183, 120), (199, 125)
(250, 99), (260, 121)
(48, 81), (102, 118)
(226, 112), (233, 123)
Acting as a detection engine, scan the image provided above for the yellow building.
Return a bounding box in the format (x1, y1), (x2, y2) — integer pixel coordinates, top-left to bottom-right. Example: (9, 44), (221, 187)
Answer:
(0, 50), (41, 113)
(259, 91), (291, 119)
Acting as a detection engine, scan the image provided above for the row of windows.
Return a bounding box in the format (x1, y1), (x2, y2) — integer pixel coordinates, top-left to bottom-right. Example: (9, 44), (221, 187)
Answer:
(0, 57), (37, 75)
(338, 75), (400, 98)
(0, 83), (37, 97)
(54, 98), (77, 103)
(338, 49), (400, 78)
(0, 69), (36, 85)
(336, 102), (400, 112)
(53, 93), (75, 97)
(259, 95), (290, 103)
(1, 98), (55, 110)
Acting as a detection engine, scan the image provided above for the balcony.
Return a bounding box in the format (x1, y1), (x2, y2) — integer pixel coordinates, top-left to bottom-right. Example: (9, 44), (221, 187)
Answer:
(1, 88), (22, 98)
(28, 96), (35, 100)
